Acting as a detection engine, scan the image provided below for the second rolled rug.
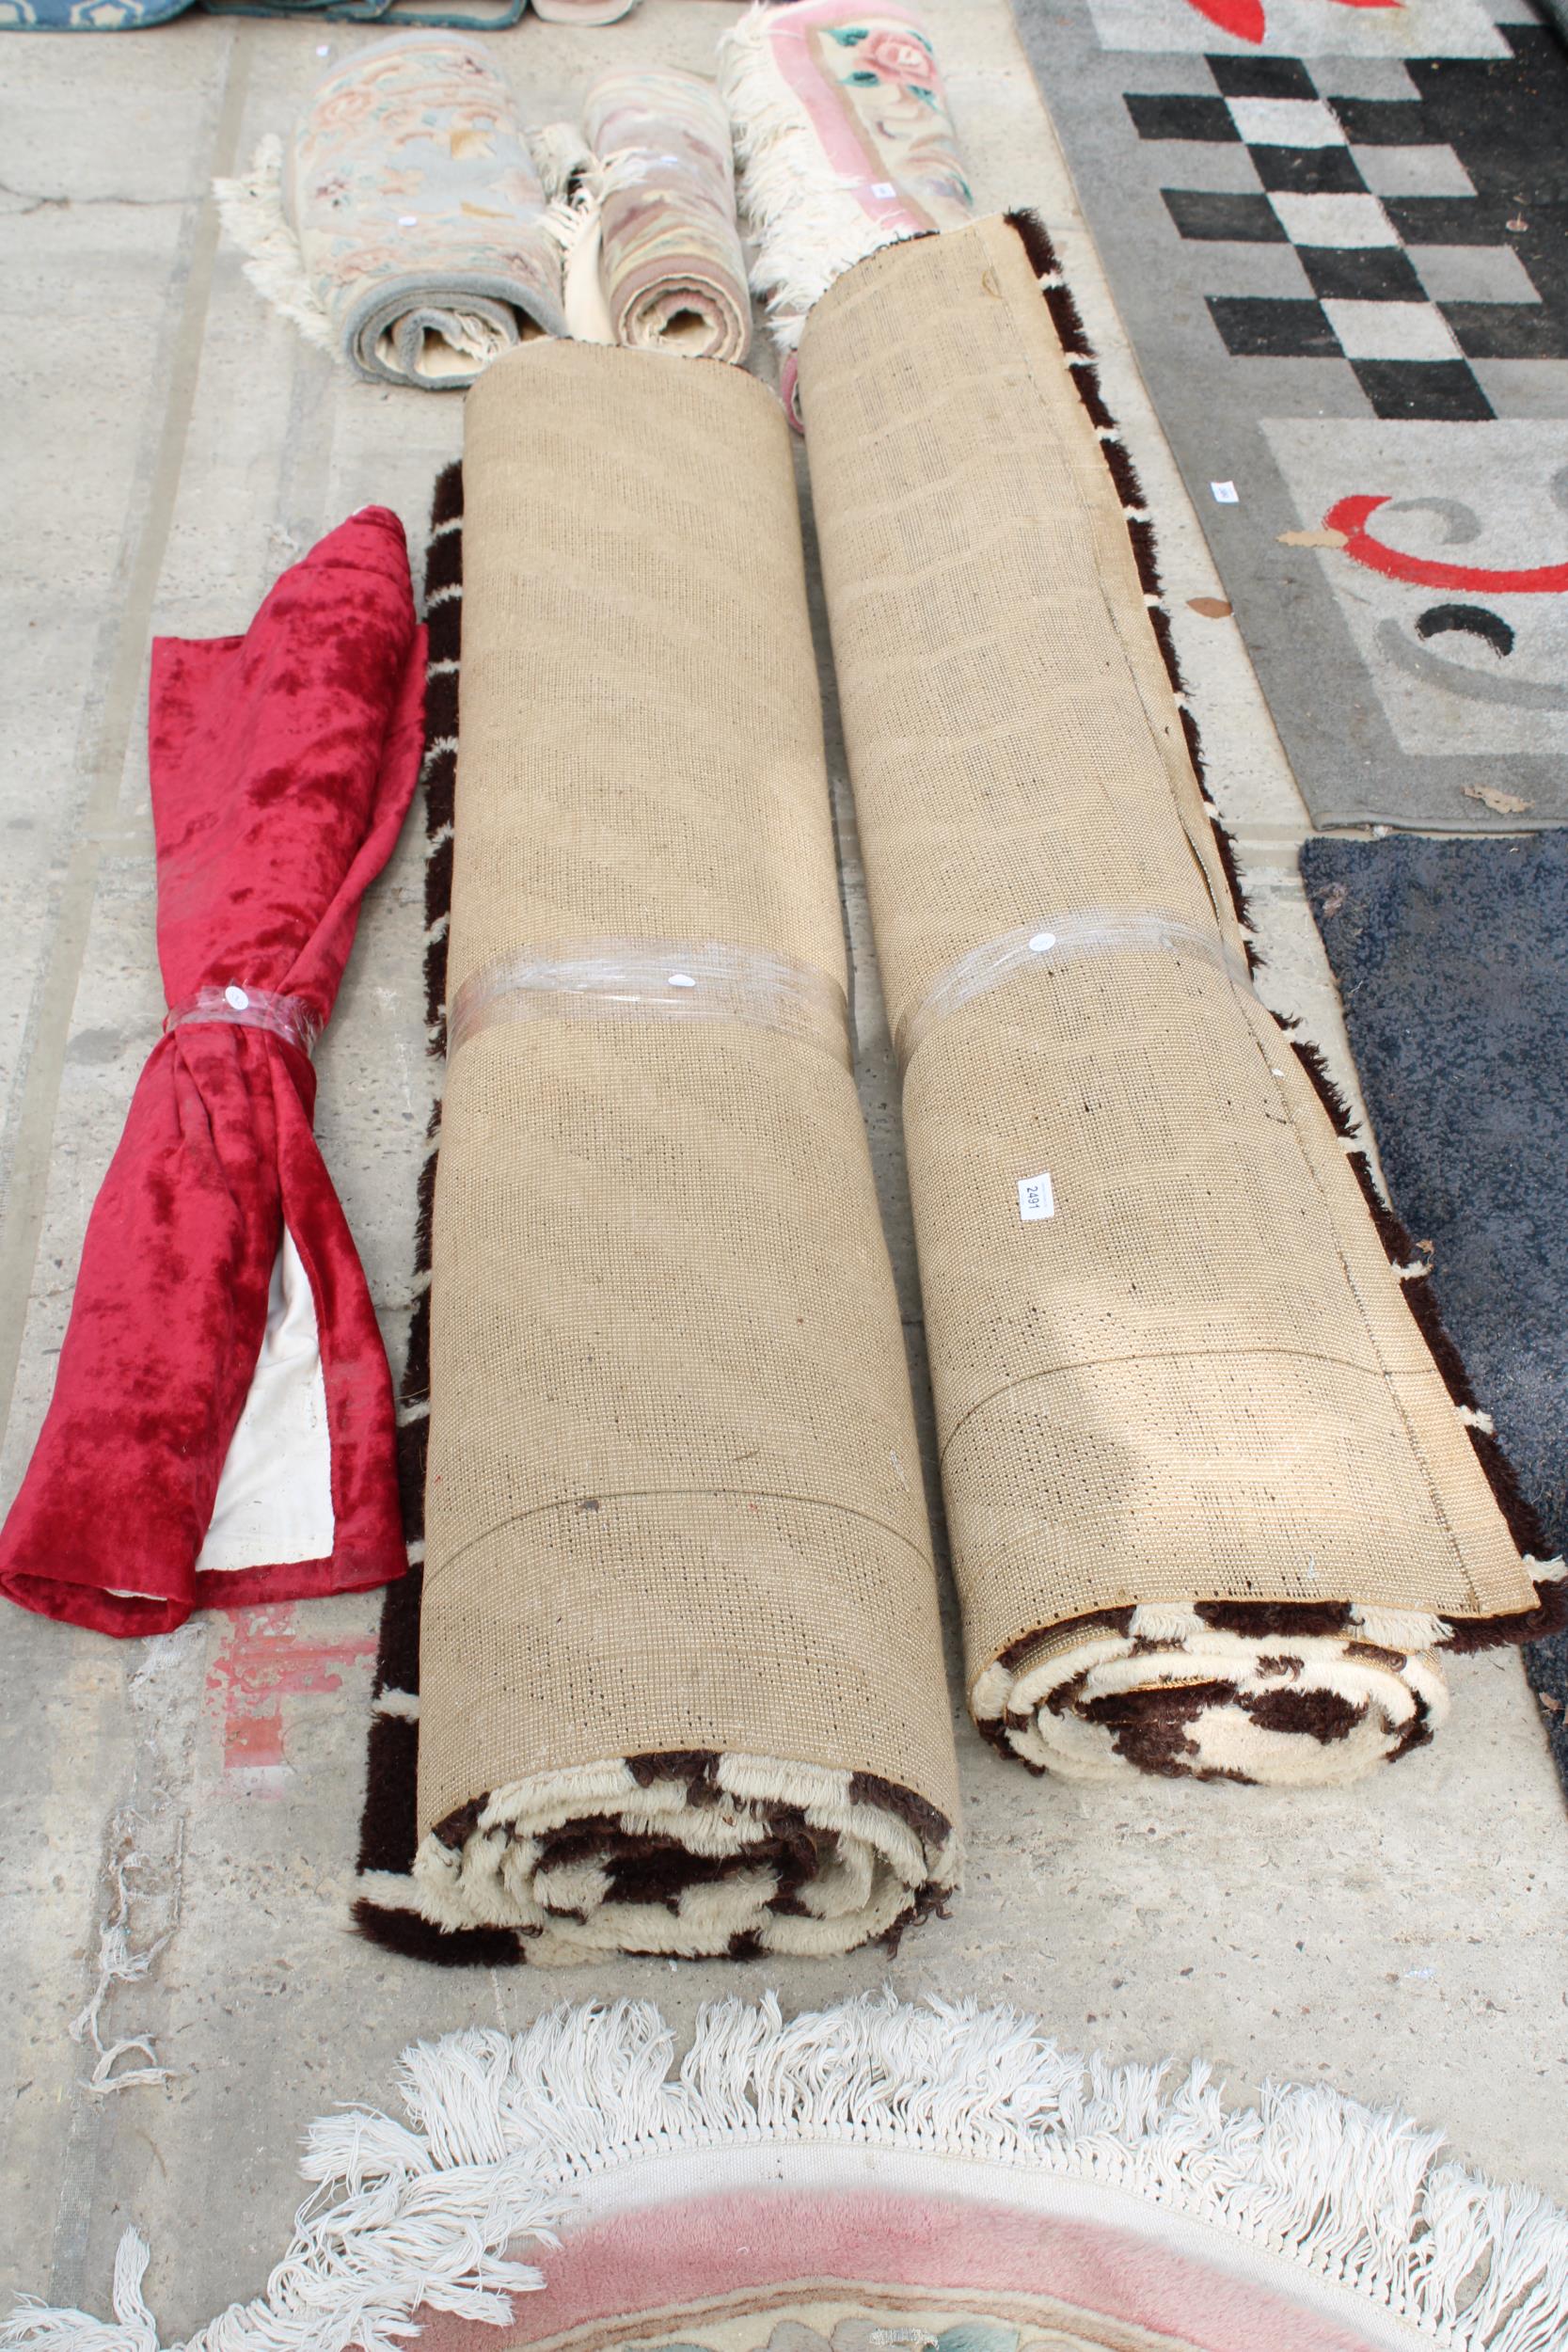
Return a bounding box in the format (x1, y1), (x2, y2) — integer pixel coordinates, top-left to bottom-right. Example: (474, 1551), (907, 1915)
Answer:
(413, 342), (958, 1958)
(578, 69), (751, 362)
(799, 215), (1564, 1787)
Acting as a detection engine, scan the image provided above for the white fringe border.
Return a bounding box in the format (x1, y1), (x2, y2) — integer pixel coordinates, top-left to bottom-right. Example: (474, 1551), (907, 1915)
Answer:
(213, 137), (333, 356)
(7, 1994), (1567, 2352)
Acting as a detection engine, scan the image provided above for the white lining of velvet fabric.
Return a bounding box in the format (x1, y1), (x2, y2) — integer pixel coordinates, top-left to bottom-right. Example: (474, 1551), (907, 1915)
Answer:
(195, 1229), (335, 1576)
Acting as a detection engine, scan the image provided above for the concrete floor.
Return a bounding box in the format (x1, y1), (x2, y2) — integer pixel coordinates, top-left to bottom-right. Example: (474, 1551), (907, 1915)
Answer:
(2, 2), (1565, 2338)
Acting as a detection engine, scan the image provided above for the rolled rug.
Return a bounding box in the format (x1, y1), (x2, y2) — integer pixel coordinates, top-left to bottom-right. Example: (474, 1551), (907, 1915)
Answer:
(201, 0), (530, 26)
(413, 341), (958, 1957)
(533, 0), (638, 20)
(579, 67), (751, 362)
(718, 0), (972, 420)
(798, 215), (1565, 1787)
(217, 34), (568, 391)
(0, 511), (425, 1637)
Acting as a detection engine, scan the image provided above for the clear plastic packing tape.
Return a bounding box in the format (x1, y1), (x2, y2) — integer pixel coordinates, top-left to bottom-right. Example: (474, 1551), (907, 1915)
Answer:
(446, 939), (853, 1069)
(164, 983), (321, 1057)
(895, 913), (1254, 1072)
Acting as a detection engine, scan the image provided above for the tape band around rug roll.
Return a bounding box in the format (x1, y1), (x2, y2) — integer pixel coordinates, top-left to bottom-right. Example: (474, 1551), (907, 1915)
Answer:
(164, 984), (321, 1057)
(797, 213), (1556, 1789)
(896, 913), (1253, 1073)
(447, 941), (851, 1069)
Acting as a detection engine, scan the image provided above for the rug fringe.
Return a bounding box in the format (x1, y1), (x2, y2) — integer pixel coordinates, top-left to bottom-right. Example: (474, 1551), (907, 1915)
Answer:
(8, 1994), (1566, 2352)
(213, 138), (334, 357)
(529, 119), (604, 270)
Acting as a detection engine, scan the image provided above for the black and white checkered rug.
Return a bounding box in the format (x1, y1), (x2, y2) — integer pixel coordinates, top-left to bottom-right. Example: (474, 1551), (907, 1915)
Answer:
(1011, 0), (1568, 827)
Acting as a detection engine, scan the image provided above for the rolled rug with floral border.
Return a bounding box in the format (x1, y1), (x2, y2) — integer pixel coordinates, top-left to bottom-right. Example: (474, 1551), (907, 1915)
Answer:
(797, 214), (1565, 1787)
(718, 0), (972, 423)
(409, 339), (958, 1957)
(580, 67), (751, 363)
(215, 32), (568, 391)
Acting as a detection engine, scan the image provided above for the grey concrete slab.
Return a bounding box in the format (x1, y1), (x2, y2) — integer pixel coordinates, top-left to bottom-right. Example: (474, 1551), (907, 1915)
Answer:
(0, 36), (230, 1140)
(1, 5), (1566, 2344)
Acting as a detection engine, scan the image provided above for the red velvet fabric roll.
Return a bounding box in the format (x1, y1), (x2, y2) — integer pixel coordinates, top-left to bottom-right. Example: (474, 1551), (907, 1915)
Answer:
(0, 507), (426, 1637)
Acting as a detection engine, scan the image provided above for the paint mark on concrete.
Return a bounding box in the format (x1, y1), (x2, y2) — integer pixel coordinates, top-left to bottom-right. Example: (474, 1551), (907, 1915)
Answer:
(1324, 492), (1568, 594)
(207, 1605), (376, 1796)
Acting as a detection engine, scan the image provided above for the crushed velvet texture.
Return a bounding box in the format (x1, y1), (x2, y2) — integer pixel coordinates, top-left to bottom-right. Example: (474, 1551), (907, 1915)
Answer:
(0, 508), (426, 1637)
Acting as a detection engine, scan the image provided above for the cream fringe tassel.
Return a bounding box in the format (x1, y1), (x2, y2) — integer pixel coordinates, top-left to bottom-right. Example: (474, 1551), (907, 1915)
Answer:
(213, 139), (334, 356)
(7, 1994), (1567, 2352)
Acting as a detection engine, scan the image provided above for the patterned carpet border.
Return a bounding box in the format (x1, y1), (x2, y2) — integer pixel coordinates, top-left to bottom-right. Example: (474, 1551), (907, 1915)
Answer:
(353, 464), (522, 1965)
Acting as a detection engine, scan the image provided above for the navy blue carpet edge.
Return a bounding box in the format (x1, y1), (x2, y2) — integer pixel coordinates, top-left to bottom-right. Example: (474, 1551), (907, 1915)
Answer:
(1302, 833), (1568, 1801)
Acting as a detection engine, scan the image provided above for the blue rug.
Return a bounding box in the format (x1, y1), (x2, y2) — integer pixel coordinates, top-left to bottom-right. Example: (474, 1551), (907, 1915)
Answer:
(1303, 832), (1568, 1798)
(0, 0), (522, 30)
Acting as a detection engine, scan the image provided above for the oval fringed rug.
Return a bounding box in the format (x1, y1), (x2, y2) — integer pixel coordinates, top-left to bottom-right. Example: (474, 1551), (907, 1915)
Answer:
(9, 1997), (1565, 2352)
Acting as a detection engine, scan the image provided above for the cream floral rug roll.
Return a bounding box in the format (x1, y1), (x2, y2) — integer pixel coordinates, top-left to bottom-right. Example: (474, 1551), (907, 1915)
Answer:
(798, 215), (1565, 1788)
(415, 341), (958, 1957)
(718, 0), (972, 420)
(577, 69), (750, 362)
(216, 33), (567, 390)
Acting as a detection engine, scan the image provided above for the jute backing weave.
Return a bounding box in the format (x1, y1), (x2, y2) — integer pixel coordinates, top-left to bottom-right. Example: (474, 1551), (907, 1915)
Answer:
(798, 216), (1560, 1785)
(415, 342), (958, 1951)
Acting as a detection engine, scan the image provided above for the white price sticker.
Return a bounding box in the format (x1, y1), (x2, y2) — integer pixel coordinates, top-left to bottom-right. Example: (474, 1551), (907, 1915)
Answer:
(1018, 1172), (1055, 1223)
